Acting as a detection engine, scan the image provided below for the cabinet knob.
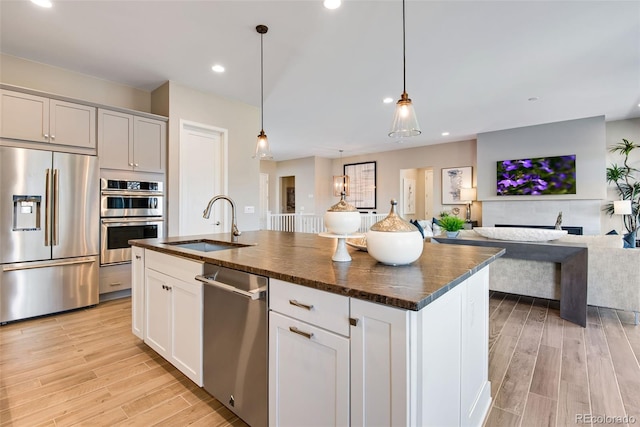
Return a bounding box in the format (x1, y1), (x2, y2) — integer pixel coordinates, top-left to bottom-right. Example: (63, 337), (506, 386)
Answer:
(51, 135), (55, 139)
(129, 162), (134, 166)
(349, 317), (359, 327)
(134, 163), (139, 167)
(44, 133), (49, 138)
(135, 255), (141, 260)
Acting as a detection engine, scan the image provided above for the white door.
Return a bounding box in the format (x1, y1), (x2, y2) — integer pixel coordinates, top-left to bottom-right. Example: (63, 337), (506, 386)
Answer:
(179, 121), (227, 236)
(424, 168), (434, 219)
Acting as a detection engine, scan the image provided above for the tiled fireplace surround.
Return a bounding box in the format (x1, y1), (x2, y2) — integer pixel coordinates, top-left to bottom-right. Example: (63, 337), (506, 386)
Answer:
(482, 199), (603, 236)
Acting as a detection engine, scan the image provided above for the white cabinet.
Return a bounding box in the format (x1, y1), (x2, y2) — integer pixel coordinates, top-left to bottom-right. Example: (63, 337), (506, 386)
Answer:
(350, 299), (411, 427)
(144, 269), (172, 355)
(350, 268), (492, 427)
(0, 89), (96, 149)
(269, 279), (350, 427)
(143, 249), (204, 385)
(461, 267), (491, 426)
(131, 246), (145, 339)
(98, 108), (166, 173)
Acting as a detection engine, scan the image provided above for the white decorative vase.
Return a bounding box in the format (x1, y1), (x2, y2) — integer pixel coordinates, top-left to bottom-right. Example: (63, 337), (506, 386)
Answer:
(366, 200), (423, 266)
(446, 231), (460, 238)
(323, 193), (361, 235)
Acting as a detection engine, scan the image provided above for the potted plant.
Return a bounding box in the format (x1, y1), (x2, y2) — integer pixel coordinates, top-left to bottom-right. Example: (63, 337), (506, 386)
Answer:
(605, 138), (639, 247)
(439, 215), (465, 238)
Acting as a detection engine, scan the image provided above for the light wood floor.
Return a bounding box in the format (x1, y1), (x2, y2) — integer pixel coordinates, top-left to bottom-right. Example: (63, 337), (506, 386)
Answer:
(1, 295), (639, 426)
(485, 292), (640, 427)
(0, 298), (247, 426)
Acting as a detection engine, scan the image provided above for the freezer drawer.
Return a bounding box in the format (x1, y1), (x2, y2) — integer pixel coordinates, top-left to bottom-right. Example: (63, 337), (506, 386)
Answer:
(0, 256), (98, 323)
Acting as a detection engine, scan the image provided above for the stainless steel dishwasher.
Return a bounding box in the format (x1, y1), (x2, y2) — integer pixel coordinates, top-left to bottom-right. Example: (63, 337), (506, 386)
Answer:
(196, 266), (268, 427)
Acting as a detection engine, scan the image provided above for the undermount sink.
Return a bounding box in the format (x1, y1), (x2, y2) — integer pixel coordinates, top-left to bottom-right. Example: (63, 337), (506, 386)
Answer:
(165, 239), (252, 252)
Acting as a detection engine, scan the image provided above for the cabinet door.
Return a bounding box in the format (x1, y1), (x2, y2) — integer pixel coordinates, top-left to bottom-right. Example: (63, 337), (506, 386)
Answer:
(144, 269), (172, 357)
(98, 109), (134, 170)
(269, 312), (349, 427)
(461, 267), (491, 426)
(50, 100), (96, 149)
(0, 90), (49, 143)
(170, 278), (203, 386)
(350, 299), (410, 427)
(133, 116), (165, 173)
(131, 247), (145, 339)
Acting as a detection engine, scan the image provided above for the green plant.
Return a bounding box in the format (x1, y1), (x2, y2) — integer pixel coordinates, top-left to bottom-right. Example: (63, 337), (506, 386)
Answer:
(438, 215), (465, 232)
(605, 138), (639, 233)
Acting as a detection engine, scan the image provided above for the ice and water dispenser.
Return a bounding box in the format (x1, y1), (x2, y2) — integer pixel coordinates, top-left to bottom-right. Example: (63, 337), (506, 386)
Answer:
(12, 195), (41, 231)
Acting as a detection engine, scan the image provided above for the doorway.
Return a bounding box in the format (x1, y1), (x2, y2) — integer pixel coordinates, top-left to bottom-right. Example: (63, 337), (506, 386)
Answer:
(280, 176), (295, 213)
(178, 120), (228, 236)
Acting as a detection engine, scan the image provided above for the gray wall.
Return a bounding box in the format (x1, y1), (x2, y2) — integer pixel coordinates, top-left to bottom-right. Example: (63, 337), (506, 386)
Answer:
(0, 54), (151, 111)
(477, 116), (606, 234)
(159, 81), (260, 234)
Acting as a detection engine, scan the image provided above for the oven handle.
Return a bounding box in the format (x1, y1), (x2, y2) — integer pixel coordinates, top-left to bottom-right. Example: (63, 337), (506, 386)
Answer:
(101, 218), (164, 225)
(101, 190), (164, 197)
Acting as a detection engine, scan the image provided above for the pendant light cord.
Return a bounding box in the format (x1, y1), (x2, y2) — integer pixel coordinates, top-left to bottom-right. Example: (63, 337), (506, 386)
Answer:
(260, 32), (264, 131)
(402, 0), (406, 94)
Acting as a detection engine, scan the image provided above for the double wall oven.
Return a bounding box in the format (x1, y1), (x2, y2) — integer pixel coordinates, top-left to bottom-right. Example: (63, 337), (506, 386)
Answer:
(100, 178), (164, 265)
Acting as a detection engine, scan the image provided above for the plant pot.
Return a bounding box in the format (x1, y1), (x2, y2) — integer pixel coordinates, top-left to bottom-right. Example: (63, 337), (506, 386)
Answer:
(446, 231), (460, 238)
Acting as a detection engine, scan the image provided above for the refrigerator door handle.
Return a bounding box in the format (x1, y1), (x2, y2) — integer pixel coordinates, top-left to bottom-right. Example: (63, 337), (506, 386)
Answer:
(53, 168), (59, 246)
(45, 168), (51, 247)
(2, 257), (96, 272)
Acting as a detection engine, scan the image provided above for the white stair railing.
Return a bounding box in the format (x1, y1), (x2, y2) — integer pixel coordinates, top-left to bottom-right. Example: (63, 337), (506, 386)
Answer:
(265, 212), (387, 233)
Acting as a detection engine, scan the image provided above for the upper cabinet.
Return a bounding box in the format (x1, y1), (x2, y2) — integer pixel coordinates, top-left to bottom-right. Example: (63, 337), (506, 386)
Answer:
(98, 108), (166, 173)
(0, 89), (96, 150)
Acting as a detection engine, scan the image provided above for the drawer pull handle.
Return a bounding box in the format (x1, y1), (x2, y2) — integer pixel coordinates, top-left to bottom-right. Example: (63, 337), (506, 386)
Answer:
(289, 326), (313, 340)
(109, 282), (122, 287)
(289, 300), (313, 311)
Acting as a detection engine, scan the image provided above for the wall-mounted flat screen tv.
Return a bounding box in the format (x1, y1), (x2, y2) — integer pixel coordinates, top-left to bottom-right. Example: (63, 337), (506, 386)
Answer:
(497, 154), (576, 195)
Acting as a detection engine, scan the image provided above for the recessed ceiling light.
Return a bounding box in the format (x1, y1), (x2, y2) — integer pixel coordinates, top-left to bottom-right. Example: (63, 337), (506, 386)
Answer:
(528, 97), (539, 102)
(383, 97), (394, 104)
(211, 65), (225, 73)
(324, 0), (341, 10)
(31, 0), (52, 7)
(441, 132), (450, 136)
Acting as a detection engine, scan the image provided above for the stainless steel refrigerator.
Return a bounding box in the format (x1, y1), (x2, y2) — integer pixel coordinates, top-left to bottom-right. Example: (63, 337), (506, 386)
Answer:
(0, 146), (99, 323)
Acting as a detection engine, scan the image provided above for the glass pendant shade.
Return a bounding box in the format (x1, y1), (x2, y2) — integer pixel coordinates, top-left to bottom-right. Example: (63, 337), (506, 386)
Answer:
(333, 175), (350, 197)
(255, 129), (273, 160)
(389, 93), (421, 139)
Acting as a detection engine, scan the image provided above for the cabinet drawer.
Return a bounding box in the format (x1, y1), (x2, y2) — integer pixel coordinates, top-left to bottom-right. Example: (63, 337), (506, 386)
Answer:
(145, 249), (202, 283)
(99, 263), (131, 294)
(269, 278), (350, 336)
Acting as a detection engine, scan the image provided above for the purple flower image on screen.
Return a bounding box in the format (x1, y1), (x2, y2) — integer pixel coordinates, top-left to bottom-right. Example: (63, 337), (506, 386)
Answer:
(497, 155), (576, 196)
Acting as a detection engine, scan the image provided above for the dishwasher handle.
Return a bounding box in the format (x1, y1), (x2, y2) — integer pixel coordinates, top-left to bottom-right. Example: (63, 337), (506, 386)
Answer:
(195, 275), (266, 301)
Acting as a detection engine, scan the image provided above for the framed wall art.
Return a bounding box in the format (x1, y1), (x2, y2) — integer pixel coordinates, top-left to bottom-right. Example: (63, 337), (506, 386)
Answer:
(344, 161), (376, 209)
(442, 166), (472, 205)
(403, 178), (416, 214)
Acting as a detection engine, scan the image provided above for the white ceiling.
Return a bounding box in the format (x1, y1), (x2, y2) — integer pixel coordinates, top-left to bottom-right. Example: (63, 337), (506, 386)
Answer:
(1, 0), (639, 161)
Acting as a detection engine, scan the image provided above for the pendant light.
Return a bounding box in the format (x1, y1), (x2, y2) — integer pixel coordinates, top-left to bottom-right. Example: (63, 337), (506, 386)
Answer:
(254, 24), (273, 159)
(388, 0), (421, 139)
(333, 150), (350, 197)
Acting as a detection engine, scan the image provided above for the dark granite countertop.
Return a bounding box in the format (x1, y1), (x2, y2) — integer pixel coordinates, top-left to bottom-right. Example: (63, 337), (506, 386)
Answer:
(130, 230), (504, 311)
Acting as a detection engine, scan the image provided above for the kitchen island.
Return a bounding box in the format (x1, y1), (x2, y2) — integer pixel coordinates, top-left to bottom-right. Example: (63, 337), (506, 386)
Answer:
(130, 230), (504, 427)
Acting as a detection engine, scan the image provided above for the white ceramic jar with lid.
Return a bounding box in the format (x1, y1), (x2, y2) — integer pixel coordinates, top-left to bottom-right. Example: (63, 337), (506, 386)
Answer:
(366, 199), (423, 265)
(323, 192), (361, 235)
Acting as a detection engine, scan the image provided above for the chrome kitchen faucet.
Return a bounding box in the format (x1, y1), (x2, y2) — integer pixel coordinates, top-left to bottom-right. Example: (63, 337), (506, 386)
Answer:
(203, 195), (241, 241)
